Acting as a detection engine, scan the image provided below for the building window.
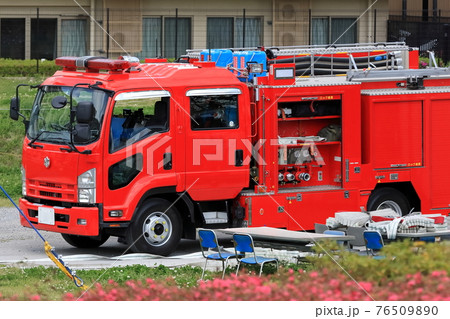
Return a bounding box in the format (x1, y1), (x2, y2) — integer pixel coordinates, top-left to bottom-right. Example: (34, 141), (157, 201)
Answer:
(207, 18), (234, 48)
(61, 20), (87, 56)
(311, 17), (357, 45)
(1, 18), (25, 59)
(235, 17), (262, 47)
(139, 17), (162, 59)
(164, 17), (191, 59)
(31, 18), (57, 60)
(139, 17), (190, 59)
(207, 17), (262, 49)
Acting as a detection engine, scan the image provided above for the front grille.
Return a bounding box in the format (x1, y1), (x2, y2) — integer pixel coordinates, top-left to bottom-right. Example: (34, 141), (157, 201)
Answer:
(28, 179), (76, 202)
(40, 191), (62, 198)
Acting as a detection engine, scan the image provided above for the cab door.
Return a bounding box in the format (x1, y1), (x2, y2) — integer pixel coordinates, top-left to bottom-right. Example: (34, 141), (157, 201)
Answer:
(103, 90), (176, 220)
(184, 88), (250, 201)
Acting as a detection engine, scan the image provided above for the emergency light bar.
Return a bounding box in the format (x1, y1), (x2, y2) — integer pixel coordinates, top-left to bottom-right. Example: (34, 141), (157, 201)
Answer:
(55, 56), (135, 72)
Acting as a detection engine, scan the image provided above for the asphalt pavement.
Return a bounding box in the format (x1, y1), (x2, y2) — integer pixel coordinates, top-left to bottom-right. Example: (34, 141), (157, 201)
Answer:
(0, 205), (302, 273)
(0, 206), (218, 270)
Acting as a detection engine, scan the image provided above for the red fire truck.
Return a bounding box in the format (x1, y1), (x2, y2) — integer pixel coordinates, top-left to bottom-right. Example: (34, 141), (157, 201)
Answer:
(10, 42), (449, 255)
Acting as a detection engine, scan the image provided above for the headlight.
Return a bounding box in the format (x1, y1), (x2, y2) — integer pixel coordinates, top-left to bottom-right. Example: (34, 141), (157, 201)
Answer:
(78, 168), (96, 203)
(21, 166), (26, 196)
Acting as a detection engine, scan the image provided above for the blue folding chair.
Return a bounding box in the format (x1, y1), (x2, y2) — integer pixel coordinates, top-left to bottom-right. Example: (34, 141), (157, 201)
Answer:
(233, 233), (278, 277)
(198, 229), (236, 280)
(419, 236), (435, 243)
(363, 230), (385, 259)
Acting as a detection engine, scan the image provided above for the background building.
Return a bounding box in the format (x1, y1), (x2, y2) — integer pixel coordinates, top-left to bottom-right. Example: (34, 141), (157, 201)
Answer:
(0, 0), (389, 60)
(388, 0), (450, 63)
(389, 0), (450, 20)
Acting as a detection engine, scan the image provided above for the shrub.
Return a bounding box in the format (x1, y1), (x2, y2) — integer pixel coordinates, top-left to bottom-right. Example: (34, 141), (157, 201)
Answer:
(308, 240), (450, 283)
(0, 59), (59, 77)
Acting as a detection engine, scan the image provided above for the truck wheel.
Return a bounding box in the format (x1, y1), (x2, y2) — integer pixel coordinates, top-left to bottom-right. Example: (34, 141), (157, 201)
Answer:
(127, 198), (182, 256)
(61, 233), (110, 248)
(367, 187), (410, 216)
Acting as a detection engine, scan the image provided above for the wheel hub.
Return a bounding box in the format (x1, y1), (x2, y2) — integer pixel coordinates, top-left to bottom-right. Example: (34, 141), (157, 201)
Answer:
(142, 212), (172, 247)
(154, 223), (164, 235)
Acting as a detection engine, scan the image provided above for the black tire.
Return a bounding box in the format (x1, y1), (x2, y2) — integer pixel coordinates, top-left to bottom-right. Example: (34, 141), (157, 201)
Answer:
(126, 198), (182, 256)
(61, 233), (110, 248)
(367, 187), (410, 216)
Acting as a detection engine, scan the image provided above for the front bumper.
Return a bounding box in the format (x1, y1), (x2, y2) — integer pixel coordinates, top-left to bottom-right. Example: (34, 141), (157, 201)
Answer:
(19, 198), (100, 236)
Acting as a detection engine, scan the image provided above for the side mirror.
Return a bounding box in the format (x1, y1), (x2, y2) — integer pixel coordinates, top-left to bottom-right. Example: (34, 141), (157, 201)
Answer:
(10, 97), (20, 121)
(51, 96), (68, 109)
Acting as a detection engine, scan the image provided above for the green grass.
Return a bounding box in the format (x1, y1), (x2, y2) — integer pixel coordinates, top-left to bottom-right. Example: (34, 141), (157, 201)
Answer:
(0, 197), (14, 207)
(0, 261), (309, 300)
(0, 264), (205, 300)
(0, 76), (46, 199)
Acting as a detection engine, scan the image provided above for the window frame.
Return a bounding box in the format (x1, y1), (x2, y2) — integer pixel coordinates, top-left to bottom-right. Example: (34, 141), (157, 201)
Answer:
(187, 88), (242, 131)
(109, 90), (171, 153)
(0, 18), (26, 59)
(311, 16), (357, 45)
(139, 16), (163, 59)
(60, 18), (88, 57)
(163, 16), (192, 58)
(206, 16), (263, 48)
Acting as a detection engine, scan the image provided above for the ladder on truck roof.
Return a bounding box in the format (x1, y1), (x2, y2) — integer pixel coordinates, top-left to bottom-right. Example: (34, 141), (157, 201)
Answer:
(347, 51), (447, 84)
(347, 66), (450, 83)
(266, 42), (411, 76)
(264, 42), (410, 57)
(184, 42), (413, 77)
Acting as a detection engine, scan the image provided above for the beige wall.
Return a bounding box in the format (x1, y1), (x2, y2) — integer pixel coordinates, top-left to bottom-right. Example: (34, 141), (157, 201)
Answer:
(310, 0), (388, 43)
(140, 0), (273, 50)
(270, 0), (388, 46)
(0, 3), (93, 59)
(0, 0), (390, 59)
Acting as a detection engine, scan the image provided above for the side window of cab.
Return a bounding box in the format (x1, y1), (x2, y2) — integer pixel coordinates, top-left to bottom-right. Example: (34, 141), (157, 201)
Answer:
(110, 90), (170, 152)
(188, 88), (241, 130)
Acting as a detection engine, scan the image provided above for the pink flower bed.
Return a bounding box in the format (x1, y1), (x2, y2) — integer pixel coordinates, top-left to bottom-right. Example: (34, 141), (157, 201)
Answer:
(59, 269), (450, 301)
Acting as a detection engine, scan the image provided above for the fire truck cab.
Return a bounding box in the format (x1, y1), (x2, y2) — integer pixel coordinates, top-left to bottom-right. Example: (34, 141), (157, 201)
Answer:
(12, 57), (252, 255)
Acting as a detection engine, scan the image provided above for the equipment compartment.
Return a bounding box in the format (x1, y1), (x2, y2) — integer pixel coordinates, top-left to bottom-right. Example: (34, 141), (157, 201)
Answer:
(277, 97), (342, 189)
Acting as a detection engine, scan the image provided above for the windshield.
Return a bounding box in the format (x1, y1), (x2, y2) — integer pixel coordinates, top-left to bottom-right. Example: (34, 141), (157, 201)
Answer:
(28, 86), (109, 145)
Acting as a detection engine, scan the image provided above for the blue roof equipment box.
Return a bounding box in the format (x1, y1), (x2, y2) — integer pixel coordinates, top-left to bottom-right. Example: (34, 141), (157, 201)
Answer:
(232, 51), (267, 82)
(200, 49), (233, 67)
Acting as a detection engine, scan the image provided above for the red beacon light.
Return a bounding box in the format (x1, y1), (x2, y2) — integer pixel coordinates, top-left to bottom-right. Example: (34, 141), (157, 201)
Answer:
(55, 56), (138, 72)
